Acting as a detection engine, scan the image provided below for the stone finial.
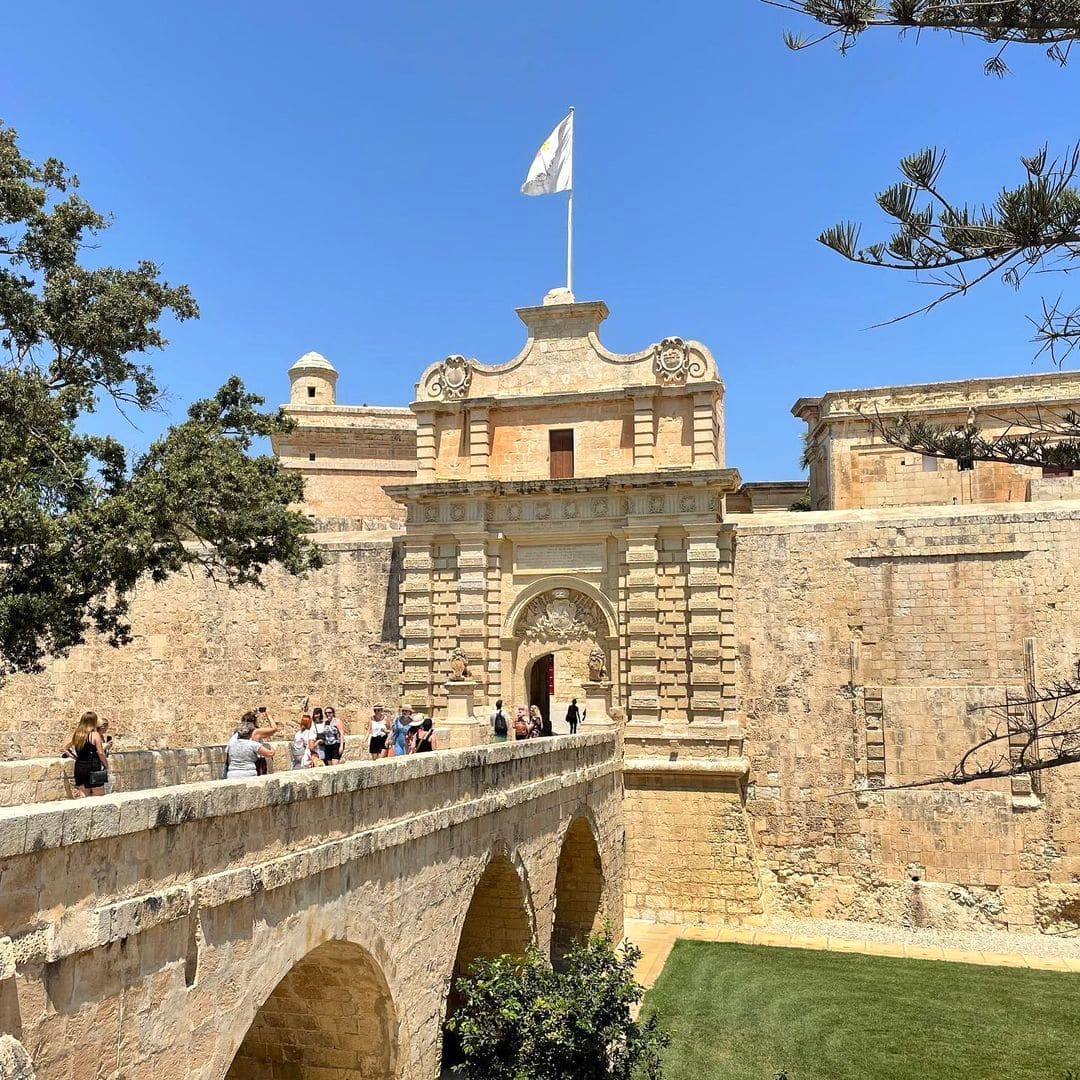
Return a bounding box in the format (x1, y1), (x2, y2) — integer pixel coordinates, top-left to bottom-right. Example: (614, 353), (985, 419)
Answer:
(542, 287), (576, 306)
(288, 351), (339, 406)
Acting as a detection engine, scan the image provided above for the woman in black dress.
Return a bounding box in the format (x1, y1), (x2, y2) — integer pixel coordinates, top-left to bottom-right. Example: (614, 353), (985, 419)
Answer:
(63, 711), (108, 797)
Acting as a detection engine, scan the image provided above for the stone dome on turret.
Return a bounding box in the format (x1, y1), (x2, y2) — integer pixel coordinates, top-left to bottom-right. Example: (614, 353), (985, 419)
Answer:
(288, 350), (339, 405)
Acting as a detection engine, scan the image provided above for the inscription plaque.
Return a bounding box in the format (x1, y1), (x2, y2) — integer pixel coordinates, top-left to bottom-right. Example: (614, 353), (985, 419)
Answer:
(516, 542), (604, 572)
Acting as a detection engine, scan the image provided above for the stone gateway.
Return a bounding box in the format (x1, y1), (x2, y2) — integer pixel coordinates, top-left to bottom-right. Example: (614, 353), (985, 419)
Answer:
(2, 291), (1080, 1077)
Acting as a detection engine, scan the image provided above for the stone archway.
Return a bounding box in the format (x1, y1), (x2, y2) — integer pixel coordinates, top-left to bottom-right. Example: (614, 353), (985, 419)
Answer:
(442, 850), (535, 1070)
(507, 585), (615, 730)
(551, 816), (607, 966)
(225, 938), (399, 1079)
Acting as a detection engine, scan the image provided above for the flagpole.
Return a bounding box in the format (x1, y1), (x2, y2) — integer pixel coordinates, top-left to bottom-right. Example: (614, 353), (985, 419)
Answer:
(567, 106), (574, 293)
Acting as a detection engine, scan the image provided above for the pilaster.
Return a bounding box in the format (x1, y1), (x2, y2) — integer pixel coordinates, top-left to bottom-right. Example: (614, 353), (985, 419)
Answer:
(468, 407), (490, 478)
(624, 527), (660, 724)
(416, 414), (436, 481)
(692, 391), (719, 467)
(632, 396), (655, 470)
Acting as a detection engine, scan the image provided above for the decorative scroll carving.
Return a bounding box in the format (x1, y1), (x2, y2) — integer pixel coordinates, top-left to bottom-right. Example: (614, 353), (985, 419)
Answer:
(427, 355), (473, 400)
(588, 646), (607, 681)
(448, 648), (470, 680)
(518, 588), (605, 643)
(653, 337), (707, 384)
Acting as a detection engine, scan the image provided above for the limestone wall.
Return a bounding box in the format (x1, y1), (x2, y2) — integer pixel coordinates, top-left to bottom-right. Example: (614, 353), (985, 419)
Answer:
(0, 535), (402, 760)
(734, 501), (1080, 933)
(0, 733), (623, 1080)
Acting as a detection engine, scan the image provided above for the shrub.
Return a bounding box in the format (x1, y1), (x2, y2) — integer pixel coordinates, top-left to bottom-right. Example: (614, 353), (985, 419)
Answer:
(447, 931), (668, 1079)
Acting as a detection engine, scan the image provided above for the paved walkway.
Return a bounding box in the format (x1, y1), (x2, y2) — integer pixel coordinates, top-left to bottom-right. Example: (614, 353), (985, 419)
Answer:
(625, 918), (1080, 990)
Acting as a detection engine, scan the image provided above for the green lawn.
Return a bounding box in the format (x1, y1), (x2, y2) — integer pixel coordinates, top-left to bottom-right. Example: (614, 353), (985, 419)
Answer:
(642, 941), (1080, 1080)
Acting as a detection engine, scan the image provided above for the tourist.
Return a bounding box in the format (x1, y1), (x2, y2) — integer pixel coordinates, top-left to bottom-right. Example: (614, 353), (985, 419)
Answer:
(565, 698), (581, 735)
(513, 706), (530, 741)
(414, 715), (436, 753)
(63, 711), (108, 797)
(310, 706), (328, 764)
(291, 714), (318, 769)
(322, 706), (344, 764)
(369, 705), (388, 758)
(406, 714), (424, 754)
(391, 705), (413, 756)
(528, 705), (543, 739)
(250, 706), (280, 742)
(225, 719), (275, 779)
(490, 699), (509, 742)
(242, 708), (277, 776)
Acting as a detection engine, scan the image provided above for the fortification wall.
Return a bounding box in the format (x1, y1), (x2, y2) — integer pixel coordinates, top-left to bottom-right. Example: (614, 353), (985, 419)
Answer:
(734, 501), (1080, 933)
(0, 534), (402, 760)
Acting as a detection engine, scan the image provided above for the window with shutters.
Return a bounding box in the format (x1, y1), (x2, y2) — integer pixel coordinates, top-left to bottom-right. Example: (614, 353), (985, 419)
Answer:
(549, 429), (574, 479)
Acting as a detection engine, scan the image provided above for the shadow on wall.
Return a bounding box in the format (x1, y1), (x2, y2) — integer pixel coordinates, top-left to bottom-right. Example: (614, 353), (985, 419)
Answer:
(382, 538), (403, 642)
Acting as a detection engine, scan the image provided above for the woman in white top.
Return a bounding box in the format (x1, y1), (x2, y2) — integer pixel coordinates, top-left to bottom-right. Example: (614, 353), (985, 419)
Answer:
(225, 721), (275, 779)
(369, 705), (388, 759)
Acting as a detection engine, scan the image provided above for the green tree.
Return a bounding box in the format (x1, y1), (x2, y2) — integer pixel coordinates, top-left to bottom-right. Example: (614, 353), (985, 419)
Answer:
(1, 121), (319, 678)
(771, 1), (1080, 74)
(447, 932), (668, 1080)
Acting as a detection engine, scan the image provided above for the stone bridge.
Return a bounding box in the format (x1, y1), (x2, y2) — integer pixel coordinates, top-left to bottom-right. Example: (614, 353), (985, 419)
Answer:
(0, 732), (622, 1080)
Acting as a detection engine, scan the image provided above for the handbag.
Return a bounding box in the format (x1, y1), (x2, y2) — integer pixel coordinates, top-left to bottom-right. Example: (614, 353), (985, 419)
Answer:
(89, 768), (109, 787)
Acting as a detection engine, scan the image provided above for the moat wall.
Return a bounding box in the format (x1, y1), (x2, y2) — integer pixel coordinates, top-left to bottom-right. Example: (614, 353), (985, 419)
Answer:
(5, 502), (1080, 935)
(0, 534), (401, 760)
(734, 501), (1080, 933)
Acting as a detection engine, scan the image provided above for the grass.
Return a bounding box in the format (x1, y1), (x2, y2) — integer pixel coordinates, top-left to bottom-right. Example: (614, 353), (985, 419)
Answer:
(642, 941), (1080, 1080)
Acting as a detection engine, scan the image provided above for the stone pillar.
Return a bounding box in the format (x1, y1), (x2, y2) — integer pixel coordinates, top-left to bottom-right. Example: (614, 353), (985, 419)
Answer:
(400, 542), (435, 711)
(456, 536), (487, 706)
(443, 679), (486, 747)
(624, 528), (659, 724)
(632, 395), (655, 469)
(468, 407), (490, 477)
(692, 391), (719, 467)
(580, 681), (615, 726)
(685, 525), (730, 725)
(484, 537), (504, 703)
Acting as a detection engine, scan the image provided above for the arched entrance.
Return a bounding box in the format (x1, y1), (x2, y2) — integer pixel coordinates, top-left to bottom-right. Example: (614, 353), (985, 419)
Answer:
(528, 652), (554, 727)
(551, 816), (606, 966)
(442, 852), (534, 1070)
(506, 583), (617, 734)
(226, 939), (399, 1079)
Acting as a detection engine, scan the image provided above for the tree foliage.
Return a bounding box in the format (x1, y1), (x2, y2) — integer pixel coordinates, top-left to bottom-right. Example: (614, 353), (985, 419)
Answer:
(1, 120), (319, 678)
(820, 145), (1080, 366)
(768, 1), (1080, 74)
(447, 932), (668, 1080)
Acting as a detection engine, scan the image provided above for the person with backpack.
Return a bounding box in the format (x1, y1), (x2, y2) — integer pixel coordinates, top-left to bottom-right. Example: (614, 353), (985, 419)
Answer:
(490, 699), (509, 742)
(322, 706), (344, 763)
(513, 706), (530, 741)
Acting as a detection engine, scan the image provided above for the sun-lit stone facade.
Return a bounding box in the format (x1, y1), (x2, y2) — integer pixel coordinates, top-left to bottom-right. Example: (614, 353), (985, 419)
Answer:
(794, 370), (1080, 511)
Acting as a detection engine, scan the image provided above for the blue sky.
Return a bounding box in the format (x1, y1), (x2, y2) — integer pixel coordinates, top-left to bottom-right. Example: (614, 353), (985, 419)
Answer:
(4, 1), (1077, 480)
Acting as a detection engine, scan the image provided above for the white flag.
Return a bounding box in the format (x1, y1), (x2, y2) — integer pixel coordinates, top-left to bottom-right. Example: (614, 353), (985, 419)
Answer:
(521, 111), (573, 196)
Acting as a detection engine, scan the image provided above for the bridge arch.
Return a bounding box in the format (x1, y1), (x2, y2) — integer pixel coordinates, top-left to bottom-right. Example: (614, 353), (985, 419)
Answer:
(551, 811), (608, 965)
(219, 922), (401, 1080)
(441, 841), (536, 1069)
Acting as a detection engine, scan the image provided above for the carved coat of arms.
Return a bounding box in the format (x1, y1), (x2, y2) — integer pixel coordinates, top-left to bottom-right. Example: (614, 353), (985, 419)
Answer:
(654, 337), (706, 384)
(520, 588), (603, 643)
(429, 355), (473, 400)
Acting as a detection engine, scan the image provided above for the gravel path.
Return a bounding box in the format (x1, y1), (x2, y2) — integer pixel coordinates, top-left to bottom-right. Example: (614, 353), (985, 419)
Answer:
(764, 913), (1080, 960)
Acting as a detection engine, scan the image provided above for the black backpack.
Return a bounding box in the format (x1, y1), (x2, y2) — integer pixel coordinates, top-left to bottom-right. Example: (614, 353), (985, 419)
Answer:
(494, 709), (508, 737)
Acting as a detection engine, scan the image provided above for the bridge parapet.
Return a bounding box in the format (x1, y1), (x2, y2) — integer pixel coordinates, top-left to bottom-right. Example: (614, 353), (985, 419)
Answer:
(0, 733), (622, 1079)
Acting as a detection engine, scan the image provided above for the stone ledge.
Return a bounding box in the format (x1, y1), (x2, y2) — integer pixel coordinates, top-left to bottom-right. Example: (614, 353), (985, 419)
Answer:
(0, 732), (616, 859)
(622, 756), (750, 778)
